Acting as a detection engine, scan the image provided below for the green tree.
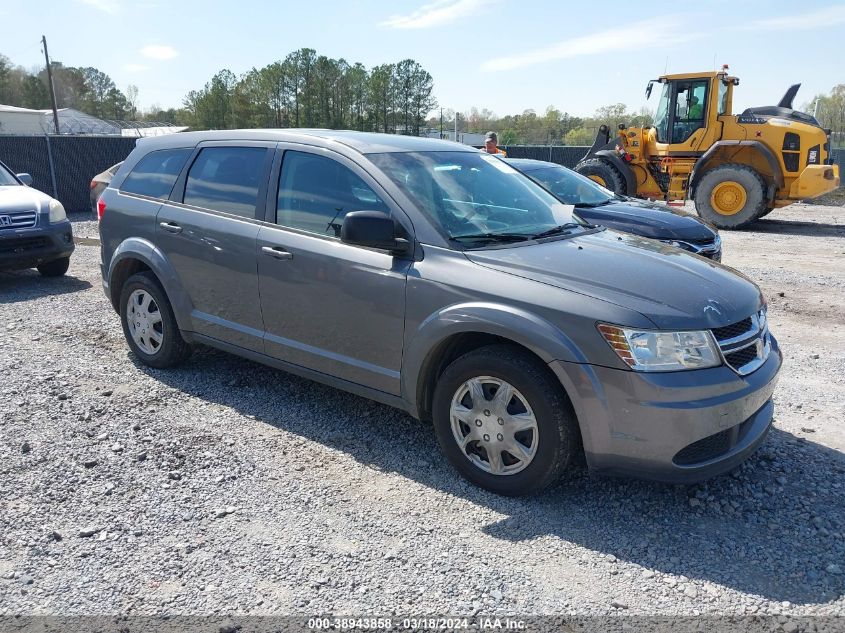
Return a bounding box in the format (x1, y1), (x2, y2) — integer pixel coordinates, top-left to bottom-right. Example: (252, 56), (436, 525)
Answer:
(0, 54), (13, 104)
(808, 85), (845, 148)
(20, 75), (50, 109)
(368, 64), (395, 133)
(346, 63), (369, 131)
(78, 67), (117, 117)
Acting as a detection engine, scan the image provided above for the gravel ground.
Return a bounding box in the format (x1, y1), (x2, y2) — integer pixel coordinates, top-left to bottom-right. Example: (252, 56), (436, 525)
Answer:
(1, 205), (844, 618)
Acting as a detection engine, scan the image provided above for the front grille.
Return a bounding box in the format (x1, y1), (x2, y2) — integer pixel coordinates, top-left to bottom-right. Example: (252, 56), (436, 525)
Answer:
(0, 236), (49, 254)
(711, 310), (770, 376)
(725, 345), (759, 368)
(712, 318), (752, 342)
(673, 419), (752, 466)
(0, 209), (37, 230)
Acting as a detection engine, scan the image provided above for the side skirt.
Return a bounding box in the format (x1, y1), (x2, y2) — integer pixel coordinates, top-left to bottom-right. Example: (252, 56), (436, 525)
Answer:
(186, 331), (415, 417)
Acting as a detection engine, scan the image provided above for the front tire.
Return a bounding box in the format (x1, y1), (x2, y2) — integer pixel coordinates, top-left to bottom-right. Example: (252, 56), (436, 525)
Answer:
(37, 256), (70, 277)
(694, 164), (767, 229)
(575, 158), (626, 195)
(119, 271), (191, 368)
(432, 344), (581, 496)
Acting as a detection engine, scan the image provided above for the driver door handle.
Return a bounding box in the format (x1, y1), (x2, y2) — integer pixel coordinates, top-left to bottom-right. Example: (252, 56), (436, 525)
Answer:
(261, 246), (293, 260)
(159, 221), (182, 234)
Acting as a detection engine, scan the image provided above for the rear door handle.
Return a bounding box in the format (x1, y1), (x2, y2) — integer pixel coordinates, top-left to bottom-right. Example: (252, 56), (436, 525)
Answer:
(159, 222), (182, 234)
(261, 246), (293, 260)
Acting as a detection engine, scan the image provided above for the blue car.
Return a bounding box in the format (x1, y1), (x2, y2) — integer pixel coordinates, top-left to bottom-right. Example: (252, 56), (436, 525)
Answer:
(507, 158), (722, 261)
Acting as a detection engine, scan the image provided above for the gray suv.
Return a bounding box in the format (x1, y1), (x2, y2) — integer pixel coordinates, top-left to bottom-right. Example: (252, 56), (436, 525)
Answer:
(98, 130), (781, 495)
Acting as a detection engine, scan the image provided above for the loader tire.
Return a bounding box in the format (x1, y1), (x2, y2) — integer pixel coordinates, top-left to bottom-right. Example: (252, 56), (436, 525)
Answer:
(694, 164), (767, 230)
(575, 158), (626, 196)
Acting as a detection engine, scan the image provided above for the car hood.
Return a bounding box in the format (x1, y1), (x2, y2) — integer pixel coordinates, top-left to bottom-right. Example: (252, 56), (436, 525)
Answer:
(464, 229), (761, 330)
(575, 198), (717, 241)
(0, 184), (53, 212)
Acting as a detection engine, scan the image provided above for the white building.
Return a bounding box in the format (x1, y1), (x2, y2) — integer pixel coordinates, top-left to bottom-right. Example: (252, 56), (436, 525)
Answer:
(0, 105), (47, 135)
(426, 130), (486, 146)
(0, 104), (187, 136)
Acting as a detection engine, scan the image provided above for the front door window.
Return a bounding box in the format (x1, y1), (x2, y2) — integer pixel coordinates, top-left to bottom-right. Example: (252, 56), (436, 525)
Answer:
(672, 80), (708, 144)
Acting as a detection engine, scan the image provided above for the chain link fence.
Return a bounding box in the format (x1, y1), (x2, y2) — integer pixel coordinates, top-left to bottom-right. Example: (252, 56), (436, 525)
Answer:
(0, 136), (842, 213)
(0, 135), (137, 213)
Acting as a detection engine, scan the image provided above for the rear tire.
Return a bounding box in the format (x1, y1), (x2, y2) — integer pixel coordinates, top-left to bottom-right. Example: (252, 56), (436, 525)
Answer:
(694, 164), (767, 229)
(119, 271), (192, 368)
(432, 344), (581, 496)
(37, 256), (70, 277)
(575, 158), (626, 195)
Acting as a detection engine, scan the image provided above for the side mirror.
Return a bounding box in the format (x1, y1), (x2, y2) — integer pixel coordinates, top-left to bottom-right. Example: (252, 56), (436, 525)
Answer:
(341, 210), (410, 254)
(16, 173), (33, 186)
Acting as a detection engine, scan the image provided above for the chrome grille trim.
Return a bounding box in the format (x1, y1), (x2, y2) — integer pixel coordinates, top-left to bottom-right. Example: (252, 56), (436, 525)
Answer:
(0, 209), (38, 230)
(712, 309), (770, 376)
(661, 235), (721, 258)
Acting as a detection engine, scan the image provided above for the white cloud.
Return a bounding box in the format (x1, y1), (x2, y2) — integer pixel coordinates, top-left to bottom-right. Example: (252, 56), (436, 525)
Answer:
(123, 64), (149, 73)
(140, 45), (178, 61)
(746, 4), (845, 30)
(79, 0), (121, 13)
(380, 0), (492, 29)
(481, 17), (694, 72)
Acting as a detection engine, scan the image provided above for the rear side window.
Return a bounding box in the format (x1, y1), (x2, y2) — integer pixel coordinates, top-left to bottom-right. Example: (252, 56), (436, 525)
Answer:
(121, 149), (191, 199)
(183, 147), (268, 218)
(277, 151), (389, 236)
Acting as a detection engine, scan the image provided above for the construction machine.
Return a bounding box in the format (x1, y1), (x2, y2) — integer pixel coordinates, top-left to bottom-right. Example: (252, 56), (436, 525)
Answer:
(574, 66), (840, 229)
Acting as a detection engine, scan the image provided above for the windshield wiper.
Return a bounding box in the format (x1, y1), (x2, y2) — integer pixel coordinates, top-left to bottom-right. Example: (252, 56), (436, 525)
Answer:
(574, 199), (614, 208)
(450, 232), (533, 243)
(530, 222), (585, 239)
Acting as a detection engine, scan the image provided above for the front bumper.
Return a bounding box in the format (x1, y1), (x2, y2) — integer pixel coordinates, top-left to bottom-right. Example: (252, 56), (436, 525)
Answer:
(0, 219), (74, 270)
(787, 164), (840, 200)
(549, 334), (782, 483)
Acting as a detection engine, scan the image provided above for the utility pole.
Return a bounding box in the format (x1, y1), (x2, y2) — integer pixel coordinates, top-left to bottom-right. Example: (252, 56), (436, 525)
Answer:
(440, 108), (443, 138)
(41, 35), (61, 135)
(454, 111), (458, 143)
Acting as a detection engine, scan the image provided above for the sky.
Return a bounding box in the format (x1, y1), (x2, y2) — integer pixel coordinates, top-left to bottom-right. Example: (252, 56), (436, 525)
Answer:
(2, 0), (843, 119)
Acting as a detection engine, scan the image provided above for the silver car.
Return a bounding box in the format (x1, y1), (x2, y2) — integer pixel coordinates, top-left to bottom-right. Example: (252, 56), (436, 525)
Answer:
(0, 160), (74, 276)
(97, 130), (781, 495)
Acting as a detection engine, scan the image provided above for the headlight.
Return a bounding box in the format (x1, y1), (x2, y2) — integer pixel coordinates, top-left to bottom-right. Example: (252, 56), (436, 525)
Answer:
(598, 324), (721, 371)
(49, 199), (66, 223)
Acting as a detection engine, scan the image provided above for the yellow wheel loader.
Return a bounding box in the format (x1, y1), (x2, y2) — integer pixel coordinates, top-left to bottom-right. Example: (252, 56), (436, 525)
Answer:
(574, 66), (840, 229)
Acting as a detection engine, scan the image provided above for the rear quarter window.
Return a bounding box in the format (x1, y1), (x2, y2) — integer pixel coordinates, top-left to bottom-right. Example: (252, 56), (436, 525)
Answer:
(120, 149), (192, 199)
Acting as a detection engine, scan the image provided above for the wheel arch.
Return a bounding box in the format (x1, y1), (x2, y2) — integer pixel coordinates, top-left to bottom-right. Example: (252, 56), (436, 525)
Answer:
(404, 303), (585, 421)
(690, 141), (784, 200)
(107, 238), (192, 330)
(576, 152), (637, 196)
(593, 151), (638, 196)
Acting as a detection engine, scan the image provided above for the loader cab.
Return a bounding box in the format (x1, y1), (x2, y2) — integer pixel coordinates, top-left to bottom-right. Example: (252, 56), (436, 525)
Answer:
(649, 70), (736, 153)
(653, 79), (709, 145)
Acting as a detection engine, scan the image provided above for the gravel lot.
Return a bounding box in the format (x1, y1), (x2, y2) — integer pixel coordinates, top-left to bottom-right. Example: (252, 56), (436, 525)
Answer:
(1, 204), (844, 619)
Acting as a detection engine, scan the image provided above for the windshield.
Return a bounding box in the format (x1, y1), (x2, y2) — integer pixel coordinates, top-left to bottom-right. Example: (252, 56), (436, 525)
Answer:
(368, 151), (576, 240)
(653, 82), (670, 143)
(524, 165), (614, 206)
(0, 163), (19, 186)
